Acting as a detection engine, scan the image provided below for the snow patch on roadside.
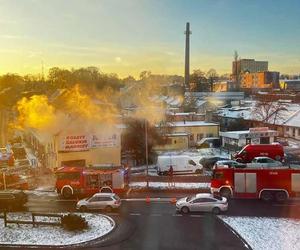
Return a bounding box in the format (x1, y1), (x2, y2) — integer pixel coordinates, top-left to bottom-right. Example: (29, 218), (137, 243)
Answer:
(219, 216), (300, 250)
(25, 190), (58, 197)
(0, 213), (114, 246)
(129, 181), (210, 189)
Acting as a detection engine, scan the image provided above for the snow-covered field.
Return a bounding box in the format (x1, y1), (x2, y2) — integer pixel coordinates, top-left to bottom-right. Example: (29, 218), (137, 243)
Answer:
(129, 181), (210, 189)
(219, 216), (300, 250)
(0, 213), (114, 246)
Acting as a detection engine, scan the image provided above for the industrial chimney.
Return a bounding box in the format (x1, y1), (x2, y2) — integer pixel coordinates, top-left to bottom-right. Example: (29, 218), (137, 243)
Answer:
(184, 22), (191, 91)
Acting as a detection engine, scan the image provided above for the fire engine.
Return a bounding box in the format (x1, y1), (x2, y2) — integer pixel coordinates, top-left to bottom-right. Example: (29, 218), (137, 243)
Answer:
(55, 165), (129, 198)
(211, 165), (300, 202)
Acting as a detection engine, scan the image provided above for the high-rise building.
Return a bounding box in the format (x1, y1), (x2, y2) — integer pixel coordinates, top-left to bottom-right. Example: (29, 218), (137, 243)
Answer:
(241, 71), (279, 91)
(232, 59), (268, 82)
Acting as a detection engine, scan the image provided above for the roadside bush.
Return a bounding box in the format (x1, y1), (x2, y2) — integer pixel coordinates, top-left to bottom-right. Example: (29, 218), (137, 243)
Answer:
(61, 214), (88, 231)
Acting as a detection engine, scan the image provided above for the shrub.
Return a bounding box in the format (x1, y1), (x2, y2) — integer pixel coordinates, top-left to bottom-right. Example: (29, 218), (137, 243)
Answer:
(61, 213), (88, 231)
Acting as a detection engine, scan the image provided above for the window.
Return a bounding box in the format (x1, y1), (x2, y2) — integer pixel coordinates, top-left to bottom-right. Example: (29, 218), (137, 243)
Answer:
(56, 172), (80, 180)
(286, 127), (289, 132)
(188, 160), (196, 166)
(212, 172), (224, 179)
(186, 195), (196, 202)
(189, 134), (194, 142)
(197, 133), (204, 141)
(196, 198), (215, 203)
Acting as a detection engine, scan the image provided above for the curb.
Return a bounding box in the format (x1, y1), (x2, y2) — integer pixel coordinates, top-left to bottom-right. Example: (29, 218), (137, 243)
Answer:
(216, 216), (253, 250)
(0, 213), (117, 249)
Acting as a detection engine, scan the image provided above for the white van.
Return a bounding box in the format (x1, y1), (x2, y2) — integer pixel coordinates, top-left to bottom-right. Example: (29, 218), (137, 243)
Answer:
(157, 155), (203, 175)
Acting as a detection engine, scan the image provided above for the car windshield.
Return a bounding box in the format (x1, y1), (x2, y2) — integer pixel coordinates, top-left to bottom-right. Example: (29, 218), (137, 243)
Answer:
(213, 194), (223, 201)
(186, 195), (196, 202)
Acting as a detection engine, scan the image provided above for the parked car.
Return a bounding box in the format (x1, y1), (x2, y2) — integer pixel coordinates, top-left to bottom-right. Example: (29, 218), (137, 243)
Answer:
(233, 144), (284, 163)
(76, 193), (121, 212)
(214, 160), (246, 169)
(247, 157), (283, 168)
(199, 156), (229, 170)
(0, 190), (28, 211)
(176, 193), (228, 214)
(157, 155), (203, 175)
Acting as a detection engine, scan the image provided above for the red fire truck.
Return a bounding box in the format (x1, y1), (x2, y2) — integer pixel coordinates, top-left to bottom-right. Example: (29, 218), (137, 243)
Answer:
(211, 165), (300, 202)
(55, 165), (129, 198)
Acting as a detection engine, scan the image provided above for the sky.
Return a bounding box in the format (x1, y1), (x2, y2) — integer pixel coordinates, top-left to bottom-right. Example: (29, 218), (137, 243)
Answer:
(0, 0), (299, 78)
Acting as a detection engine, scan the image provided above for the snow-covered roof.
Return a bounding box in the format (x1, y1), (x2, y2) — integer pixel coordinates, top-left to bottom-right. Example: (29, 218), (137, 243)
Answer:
(220, 129), (278, 139)
(165, 132), (190, 137)
(217, 102), (300, 127)
(168, 121), (219, 127)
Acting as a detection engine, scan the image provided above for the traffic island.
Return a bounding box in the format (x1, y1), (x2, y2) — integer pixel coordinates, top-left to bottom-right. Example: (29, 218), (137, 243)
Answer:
(128, 181), (211, 193)
(0, 212), (115, 248)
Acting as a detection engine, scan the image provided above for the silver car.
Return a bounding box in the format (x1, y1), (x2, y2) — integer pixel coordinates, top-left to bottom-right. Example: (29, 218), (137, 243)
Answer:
(176, 193), (228, 214)
(76, 193), (121, 212)
(248, 157), (283, 168)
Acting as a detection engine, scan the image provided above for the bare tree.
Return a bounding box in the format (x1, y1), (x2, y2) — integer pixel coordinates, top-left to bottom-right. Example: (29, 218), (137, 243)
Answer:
(252, 97), (287, 125)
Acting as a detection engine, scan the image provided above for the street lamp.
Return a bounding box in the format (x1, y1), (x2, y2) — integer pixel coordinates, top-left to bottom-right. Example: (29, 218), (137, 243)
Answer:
(145, 119), (149, 188)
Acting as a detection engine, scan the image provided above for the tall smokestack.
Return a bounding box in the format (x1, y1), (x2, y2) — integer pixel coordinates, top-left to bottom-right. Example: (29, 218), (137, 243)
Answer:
(184, 22), (191, 91)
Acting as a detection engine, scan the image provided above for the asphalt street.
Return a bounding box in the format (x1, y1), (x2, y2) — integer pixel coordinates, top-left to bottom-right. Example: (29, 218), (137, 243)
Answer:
(2, 192), (300, 250)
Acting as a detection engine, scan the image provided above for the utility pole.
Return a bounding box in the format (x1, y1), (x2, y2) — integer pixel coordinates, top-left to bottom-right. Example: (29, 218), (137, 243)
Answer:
(184, 22), (192, 91)
(2, 172), (6, 190)
(145, 119), (149, 188)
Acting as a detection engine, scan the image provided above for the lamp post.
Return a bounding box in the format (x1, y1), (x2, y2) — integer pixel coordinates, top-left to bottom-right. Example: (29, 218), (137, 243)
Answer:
(145, 119), (149, 188)
(2, 171), (6, 190)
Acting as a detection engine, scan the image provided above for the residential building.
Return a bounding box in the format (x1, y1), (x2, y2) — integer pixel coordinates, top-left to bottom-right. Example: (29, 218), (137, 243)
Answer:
(25, 125), (122, 170)
(158, 121), (219, 147)
(220, 128), (278, 151)
(153, 132), (190, 152)
(232, 59), (268, 76)
(280, 79), (300, 91)
(241, 71), (279, 91)
(214, 102), (300, 141)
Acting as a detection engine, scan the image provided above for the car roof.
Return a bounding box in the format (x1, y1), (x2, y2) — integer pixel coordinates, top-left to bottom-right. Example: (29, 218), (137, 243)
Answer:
(195, 193), (214, 198)
(93, 192), (115, 197)
(254, 157), (272, 160)
(217, 160), (235, 163)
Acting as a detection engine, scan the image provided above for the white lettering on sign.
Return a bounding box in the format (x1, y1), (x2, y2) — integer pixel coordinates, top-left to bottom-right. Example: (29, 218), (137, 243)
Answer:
(249, 127), (269, 133)
(91, 134), (118, 148)
(269, 172), (278, 175)
(61, 135), (90, 152)
(60, 133), (119, 151)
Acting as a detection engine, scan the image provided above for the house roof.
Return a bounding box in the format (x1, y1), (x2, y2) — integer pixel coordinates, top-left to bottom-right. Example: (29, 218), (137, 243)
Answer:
(167, 121), (219, 127)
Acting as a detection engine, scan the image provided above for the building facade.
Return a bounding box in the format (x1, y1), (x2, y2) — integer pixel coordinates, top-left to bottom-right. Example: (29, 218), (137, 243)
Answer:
(232, 59), (268, 76)
(241, 71), (279, 90)
(220, 128), (278, 151)
(164, 121), (220, 147)
(26, 126), (122, 170)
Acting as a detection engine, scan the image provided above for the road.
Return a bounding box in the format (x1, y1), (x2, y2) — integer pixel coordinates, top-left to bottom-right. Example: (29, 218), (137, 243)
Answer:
(2, 192), (300, 249)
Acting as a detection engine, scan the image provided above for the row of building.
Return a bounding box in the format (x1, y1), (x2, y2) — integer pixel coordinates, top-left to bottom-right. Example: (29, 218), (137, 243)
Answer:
(213, 58), (300, 93)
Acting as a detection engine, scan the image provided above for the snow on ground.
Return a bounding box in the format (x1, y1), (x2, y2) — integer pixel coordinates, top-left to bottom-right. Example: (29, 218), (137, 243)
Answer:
(0, 213), (114, 246)
(25, 190), (58, 197)
(129, 181), (210, 189)
(219, 216), (300, 250)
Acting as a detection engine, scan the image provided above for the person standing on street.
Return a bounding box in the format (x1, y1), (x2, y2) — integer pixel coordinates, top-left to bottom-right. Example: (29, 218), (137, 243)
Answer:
(169, 165), (174, 187)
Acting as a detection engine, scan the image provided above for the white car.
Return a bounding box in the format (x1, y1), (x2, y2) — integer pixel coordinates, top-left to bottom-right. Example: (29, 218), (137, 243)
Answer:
(76, 193), (121, 212)
(247, 157), (283, 168)
(176, 193), (228, 214)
